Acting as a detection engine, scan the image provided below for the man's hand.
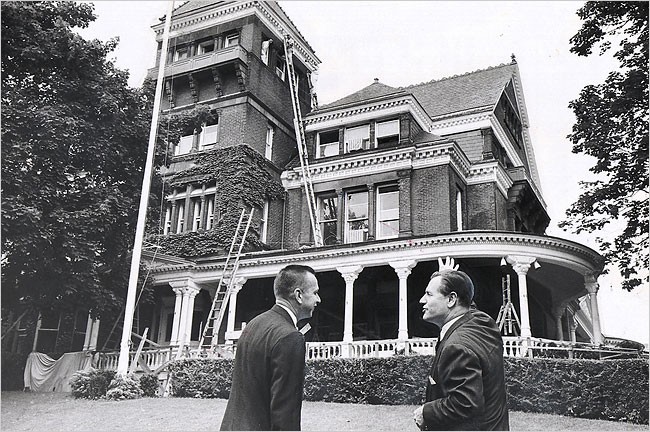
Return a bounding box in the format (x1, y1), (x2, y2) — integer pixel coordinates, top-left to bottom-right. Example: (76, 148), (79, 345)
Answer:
(413, 406), (425, 430)
(437, 256), (459, 271)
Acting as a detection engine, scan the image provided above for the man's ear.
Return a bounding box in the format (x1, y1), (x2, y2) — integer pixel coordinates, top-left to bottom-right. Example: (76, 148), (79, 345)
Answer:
(293, 288), (303, 304)
(447, 292), (458, 307)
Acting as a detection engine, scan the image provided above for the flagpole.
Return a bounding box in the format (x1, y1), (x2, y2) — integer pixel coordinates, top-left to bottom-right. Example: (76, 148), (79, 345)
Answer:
(117, 0), (175, 376)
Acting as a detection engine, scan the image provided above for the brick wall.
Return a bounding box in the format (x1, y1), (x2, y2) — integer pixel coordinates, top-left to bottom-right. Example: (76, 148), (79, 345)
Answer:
(266, 198), (285, 249)
(495, 188), (508, 230)
(411, 165), (451, 234)
(466, 182), (498, 230)
(217, 103), (247, 148)
(283, 188), (304, 250)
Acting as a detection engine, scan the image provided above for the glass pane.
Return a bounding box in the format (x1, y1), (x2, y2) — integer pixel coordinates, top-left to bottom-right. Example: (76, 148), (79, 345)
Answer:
(201, 124), (218, 146)
(379, 191), (399, 211)
(322, 221), (338, 245)
(376, 120), (399, 137)
(347, 192), (368, 220)
(348, 220), (368, 231)
(378, 220), (399, 238)
(176, 135), (193, 155)
(320, 196), (337, 221)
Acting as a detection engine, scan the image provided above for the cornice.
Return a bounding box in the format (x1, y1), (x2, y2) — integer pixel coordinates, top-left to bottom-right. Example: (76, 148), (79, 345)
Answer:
(149, 231), (604, 280)
(466, 161), (513, 197)
(153, 1), (320, 72)
(305, 95), (432, 133)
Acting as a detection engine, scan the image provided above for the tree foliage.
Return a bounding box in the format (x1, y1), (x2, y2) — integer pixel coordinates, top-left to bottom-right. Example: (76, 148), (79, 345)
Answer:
(561, 2), (648, 290)
(1, 2), (155, 317)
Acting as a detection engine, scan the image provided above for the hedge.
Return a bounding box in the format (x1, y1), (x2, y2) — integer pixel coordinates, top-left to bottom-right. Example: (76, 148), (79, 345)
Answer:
(168, 356), (648, 424)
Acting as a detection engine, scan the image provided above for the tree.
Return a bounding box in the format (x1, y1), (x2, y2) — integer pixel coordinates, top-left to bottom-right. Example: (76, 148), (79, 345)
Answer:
(561, 2), (649, 291)
(1, 2), (157, 318)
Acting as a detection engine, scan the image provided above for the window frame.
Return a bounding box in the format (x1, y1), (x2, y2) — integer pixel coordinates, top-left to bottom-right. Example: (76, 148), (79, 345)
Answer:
(175, 134), (193, 156)
(344, 124), (370, 153)
(376, 184), (400, 239)
(197, 39), (215, 55)
(317, 193), (339, 246)
(173, 47), (189, 62)
(198, 122), (218, 151)
(265, 124), (274, 160)
(345, 189), (369, 243)
(224, 33), (239, 48)
(316, 129), (340, 158)
(375, 119), (400, 147)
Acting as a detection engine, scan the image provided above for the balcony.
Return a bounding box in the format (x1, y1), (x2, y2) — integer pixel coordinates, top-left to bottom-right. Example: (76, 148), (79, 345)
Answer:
(148, 45), (248, 78)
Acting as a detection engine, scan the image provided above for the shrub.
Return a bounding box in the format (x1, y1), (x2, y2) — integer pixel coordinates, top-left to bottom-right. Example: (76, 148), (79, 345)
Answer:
(70, 368), (116, 399)
(139, 373), (160, 397)
(106, 374), (143, 400)
(167, 355), (648, 424)
(1, 351), (28, 391)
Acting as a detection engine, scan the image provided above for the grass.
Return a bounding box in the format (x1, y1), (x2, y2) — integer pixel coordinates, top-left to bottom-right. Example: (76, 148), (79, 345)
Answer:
(1, 391), (647, 431)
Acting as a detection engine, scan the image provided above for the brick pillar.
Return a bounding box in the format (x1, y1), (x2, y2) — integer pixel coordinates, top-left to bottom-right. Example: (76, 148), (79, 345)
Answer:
(397, 170), (412, 237)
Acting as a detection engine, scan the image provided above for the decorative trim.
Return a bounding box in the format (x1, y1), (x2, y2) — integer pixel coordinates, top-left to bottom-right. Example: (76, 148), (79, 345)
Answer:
(466, 161), (513, 197)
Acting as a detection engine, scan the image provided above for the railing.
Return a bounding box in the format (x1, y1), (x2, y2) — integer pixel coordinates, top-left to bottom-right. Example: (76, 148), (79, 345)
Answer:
(95, 337), (647, 371)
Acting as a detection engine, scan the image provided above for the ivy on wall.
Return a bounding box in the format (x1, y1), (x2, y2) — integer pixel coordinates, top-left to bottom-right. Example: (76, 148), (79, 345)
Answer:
(148, 140), (285, 258)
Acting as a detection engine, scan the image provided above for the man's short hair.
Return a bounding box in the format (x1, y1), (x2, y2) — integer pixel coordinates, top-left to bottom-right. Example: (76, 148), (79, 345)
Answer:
(273, 264), (316, 300)
(430, 269), (474, 307)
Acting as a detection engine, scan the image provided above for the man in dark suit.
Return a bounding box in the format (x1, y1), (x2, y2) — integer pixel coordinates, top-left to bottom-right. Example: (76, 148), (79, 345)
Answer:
(413, 268), (509, 431)
(220, 264), (320, 431)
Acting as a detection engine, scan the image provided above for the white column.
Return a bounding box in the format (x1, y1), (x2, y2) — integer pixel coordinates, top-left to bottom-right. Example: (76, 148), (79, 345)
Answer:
(226, 278), (246, 345)
(506, 255), (536, 339)
(83, 313), (94, 351)
(178, 281), (201, 349)
(585, 273), (604, 345)
(552, 303), (566, 342)
(169, 285), (184, 346)
(337, 266), (363, 356)
(88, 318), (100, 351)
(389, 260), (416, 342)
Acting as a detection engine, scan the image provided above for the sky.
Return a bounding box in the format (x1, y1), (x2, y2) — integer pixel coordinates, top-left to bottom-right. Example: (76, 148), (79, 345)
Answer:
(77, 1), (648, 344)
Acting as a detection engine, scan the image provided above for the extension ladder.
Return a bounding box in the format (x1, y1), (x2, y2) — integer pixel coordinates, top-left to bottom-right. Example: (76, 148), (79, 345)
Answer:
(284, 35), (323, 247)
(496, 274), (521, 335)
(196, 208), (255, 352)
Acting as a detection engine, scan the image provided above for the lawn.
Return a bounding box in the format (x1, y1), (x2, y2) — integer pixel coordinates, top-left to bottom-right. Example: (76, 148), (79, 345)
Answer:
(1, 391), (647, 431)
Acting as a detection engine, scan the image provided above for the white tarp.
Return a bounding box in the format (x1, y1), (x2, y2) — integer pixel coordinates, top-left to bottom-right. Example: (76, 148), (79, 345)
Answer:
(23, 351), (93, 392)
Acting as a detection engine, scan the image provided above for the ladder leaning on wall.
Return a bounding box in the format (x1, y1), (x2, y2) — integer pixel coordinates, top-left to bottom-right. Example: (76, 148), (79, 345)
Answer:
(194, 208), (255, 355)
(283, 34), (323, 247)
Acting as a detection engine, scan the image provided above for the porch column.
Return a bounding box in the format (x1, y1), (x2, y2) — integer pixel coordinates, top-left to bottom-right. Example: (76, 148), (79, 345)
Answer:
(83, 315), (100, 351)
(506, 255), (536, 339)
(178, 282), (201, 349)
(584, 274), (604, 345)
(83, 314), (94, 351)
(551, 304), (565, 342)
(226, 277), (246, 345)
(389, 260), (417, 342)
(169, 286), (184, 346)
(337, 265), (363, 358)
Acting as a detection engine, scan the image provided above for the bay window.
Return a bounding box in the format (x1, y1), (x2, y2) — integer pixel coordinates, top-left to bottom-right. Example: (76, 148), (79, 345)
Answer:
(376, 185), (399, 239)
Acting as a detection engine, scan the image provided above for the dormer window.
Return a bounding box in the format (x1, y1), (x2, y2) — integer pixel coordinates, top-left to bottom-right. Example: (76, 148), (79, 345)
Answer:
(375, 119), (400, 147)
(173, 47), (189, 62)
(317, 130), (339, 158)
(224, 33), (239, 48)
(344, 125), (370, 153)
(197, 40), (215, 55)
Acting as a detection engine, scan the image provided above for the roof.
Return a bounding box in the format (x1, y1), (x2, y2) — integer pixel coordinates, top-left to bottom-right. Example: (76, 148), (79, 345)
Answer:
(320, 62), (518, 119)
(320, 80), (406, 110)
(404, 62), (517, 119)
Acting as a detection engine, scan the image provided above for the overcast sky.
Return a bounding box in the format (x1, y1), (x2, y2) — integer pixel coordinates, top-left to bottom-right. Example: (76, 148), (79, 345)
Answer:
(77, 1), (648, 344)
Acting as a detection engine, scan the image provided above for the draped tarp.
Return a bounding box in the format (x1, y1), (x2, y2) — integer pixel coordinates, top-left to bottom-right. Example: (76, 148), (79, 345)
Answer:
(24, 351), (94, 392)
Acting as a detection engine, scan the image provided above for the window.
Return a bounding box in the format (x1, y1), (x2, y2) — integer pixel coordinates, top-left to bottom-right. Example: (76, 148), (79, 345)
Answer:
(318, 194), (338, 245)
(344, 125), (370, 153)
(191, 198), (202, 232)
(205, 196), (215, 230)
(259, 201), (269, 242)
(176, 205), (184, 233)
(173, 47), (189, 62)
(224, 33), (239, 48)
(345, 191), (368, 243)
(199, 122), (218, 150)
(163, 205), (172, 235)
(261, 39), (272, 65)
(276, 57), (286, 81)
(377, 185), (399, 239)
(197, 40), (215, 55)
(375, 119), (400, 147)
(265, 124), (274, 160)
(317, 130), (339, 158)
(456, 189), (463, 231)
(175, 134), (193, 156)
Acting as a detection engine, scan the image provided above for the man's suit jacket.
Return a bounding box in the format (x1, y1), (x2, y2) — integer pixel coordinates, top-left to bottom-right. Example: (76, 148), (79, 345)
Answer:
(220, 305), (306, 431)
(423, 309), (509, 431)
